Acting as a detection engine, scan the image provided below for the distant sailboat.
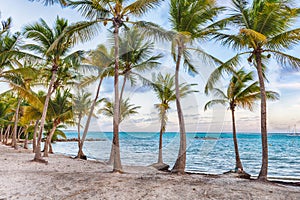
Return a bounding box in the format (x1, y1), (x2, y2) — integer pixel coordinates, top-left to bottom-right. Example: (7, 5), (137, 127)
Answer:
(288, 124), (300, 136)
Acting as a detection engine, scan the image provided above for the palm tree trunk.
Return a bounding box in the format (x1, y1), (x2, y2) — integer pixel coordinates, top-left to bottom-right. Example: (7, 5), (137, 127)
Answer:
(4, 125), (11, 145)
(108, 74), (127, 165)
(17, 127), (23, 142)
(172, 45), (186, 174)
(32, 120), (39, 153)
(34, 66), (58, 163)
(24, 128), (28, 149)
(77, 115), (82, 155)
(12, 98), (22, 149)
(112, 20), (122, 173)
(231, 106), (243, 171)
(43, 122), (58, 157)
(158, 108), (166, 164)
(0, 127), (3, 142)
(77, 78), (103, 159)
(256, 52), (268, 181)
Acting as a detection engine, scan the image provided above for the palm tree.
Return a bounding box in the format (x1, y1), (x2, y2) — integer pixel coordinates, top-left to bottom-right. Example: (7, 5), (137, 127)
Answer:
(211, 0), (300, 181)
(1, 61), (39, 150)
(43, 89), (73, 156)
(99, 97), (140, 163)
(150, 72), (197, 168)
(118, 27), (162, 101)
(99, 98), (140, 124)
(72, 89), (92, 159)
(205, 68), (279, 174)
(23, 17), (94, 163)
(69, 0), (163, 172)
(169, 0), (223, 173)
(76, 44), (114, 159)
(105, 28), (162, 164)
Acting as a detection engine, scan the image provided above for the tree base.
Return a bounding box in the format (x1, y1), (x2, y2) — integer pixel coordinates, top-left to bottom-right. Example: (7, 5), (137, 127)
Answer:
(32, 158), (48, 164)
(223, 169), (251, 179)
(150, 162), (170, 171)
(170, 169), (185, 175)
(75, 154), (87, 160)
(112, 169), (124, 174)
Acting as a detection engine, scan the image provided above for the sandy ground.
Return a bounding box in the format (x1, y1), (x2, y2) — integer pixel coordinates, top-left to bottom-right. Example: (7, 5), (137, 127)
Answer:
(0, 144), (299, 200)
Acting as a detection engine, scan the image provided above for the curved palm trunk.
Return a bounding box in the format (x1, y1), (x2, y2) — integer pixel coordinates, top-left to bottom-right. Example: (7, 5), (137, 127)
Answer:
(24, 127), (28, 149)
(4, 125), (11, 144)
(230, 106), (243, 171)
(108, 74), (127, 165)
(43, 121), (58, 157)
(12, 98), (22, 149)
(158, 108), (166, 164)
(172, 45), (186, 174)
(256, 52), (268, 181)
(77, 78), (103, 159)
(17, 127), (23, 142)
(34, 66), (58, 163)
(112, 21), (122, 173)
(32, 120), (39, 153)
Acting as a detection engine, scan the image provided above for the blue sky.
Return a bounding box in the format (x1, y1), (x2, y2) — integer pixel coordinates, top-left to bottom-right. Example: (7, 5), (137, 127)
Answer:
(1, 0), (300, 133)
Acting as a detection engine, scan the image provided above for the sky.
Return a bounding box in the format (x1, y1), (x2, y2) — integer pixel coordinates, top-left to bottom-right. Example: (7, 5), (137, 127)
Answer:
(1, 0), (300, 133)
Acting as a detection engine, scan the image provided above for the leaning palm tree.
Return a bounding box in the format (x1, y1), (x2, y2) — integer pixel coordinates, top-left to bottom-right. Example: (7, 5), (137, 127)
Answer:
(76, 44), (114, 159)
(43, 89), (73, 157)
(205, 68), (279, 174)
(150, 72), (197, 168)
(168, 0), (223, 173)
(23, 17), (95, 163)
(69, 0), (163, 172)
(210, 0), (300, 181)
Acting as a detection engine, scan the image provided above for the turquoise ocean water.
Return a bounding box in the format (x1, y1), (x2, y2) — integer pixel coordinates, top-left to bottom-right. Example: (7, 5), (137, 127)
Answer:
(51, 132), (300, 179)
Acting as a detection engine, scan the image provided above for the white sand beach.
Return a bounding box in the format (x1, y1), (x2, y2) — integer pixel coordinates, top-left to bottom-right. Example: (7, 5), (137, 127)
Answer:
(0, 144), (299, 200)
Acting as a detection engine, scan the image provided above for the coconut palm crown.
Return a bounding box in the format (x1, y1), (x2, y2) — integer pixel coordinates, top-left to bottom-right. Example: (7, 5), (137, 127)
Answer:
(208, 0), (300, 181)
(205, 68), (279, 173)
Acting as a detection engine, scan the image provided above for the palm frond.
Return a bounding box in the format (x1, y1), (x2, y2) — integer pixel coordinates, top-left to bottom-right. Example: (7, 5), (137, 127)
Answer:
(124, 0), (162, 17)
(268, 50), (300, 69)
(204, 99), (227, 111)
(134, 21), (175, 42)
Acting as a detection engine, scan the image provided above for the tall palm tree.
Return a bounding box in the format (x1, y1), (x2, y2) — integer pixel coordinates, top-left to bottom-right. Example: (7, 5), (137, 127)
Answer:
(211, 0), (300, 181)
(169, 0), (223, 173)
(76, 44), (114, 159)
(69, 0), (163, 172)
(150, 72), (197, 167)
(205, 68), (279, 173)
(105, 28), (162, 164)
(23, 17), (94, 163)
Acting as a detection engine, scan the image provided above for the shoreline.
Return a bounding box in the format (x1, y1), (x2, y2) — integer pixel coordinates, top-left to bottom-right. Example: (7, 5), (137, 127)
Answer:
(0, 144), (299, 199)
